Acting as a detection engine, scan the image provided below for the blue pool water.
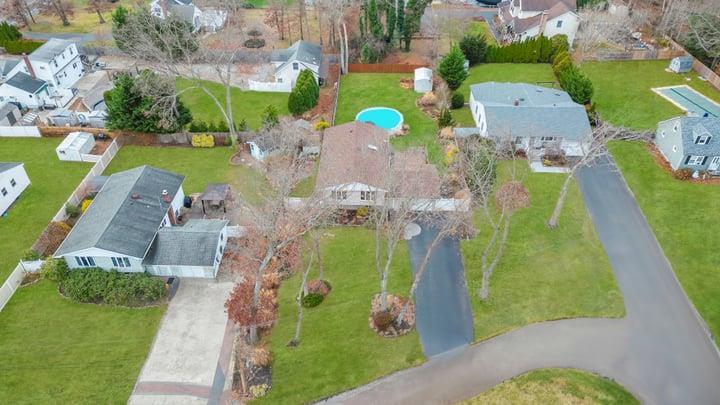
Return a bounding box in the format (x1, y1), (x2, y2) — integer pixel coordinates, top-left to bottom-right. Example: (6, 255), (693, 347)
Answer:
(356, 107), (403, 131)
(656, 85), (720, 118)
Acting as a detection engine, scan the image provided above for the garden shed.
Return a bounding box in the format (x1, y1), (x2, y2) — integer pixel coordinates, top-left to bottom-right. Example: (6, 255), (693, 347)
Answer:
(414, 67), (433, 93)
(669, 56), (694, 73)
(56, 131), (95, 161)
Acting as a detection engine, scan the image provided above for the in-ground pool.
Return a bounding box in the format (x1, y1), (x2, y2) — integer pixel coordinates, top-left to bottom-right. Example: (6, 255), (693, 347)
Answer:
(355, 107), (404, 134)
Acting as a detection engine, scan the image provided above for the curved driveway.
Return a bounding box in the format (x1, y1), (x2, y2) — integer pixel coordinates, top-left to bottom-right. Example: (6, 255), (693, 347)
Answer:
(326, 156), (720, 405)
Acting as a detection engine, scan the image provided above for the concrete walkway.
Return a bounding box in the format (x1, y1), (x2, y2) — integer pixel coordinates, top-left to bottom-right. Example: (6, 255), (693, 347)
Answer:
(407, 223), (474, 357)
(325, 156), (720, 404)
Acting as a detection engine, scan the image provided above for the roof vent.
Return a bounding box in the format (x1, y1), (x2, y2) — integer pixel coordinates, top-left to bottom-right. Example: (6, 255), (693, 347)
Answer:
(368, 144), (378, 151)
(513, 99), (520, 106)
(131, 192), (140, 200)
(536, 88), (543, 92)
(161, 189), (171, 203)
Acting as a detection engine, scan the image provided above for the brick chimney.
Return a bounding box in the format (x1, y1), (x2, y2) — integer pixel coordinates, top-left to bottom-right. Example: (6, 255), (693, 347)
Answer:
(22, 53), (36, 79)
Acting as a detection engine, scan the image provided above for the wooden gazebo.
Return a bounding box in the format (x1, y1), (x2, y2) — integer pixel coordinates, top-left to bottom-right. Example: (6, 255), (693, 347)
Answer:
(199, 183), (231, 214)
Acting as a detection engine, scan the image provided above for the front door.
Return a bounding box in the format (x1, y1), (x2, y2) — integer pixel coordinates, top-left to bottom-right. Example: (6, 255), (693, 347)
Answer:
(709, 156), (720, 172)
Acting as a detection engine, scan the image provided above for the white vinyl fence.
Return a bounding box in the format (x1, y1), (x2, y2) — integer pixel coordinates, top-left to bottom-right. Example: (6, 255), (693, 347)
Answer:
(0, 261), (43, 312)
(0, 126), (41, 137)
(248, 80), (292, 93)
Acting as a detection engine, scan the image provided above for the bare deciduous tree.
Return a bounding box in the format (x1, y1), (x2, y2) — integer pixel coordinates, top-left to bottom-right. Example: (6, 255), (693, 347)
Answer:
(575, 3), (647, 61)
(40, 0), (73, 26)
(85, 0), (112, 24)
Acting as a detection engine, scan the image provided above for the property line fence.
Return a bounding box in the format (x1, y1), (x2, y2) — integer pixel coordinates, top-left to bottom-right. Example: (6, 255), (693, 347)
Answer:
(0, 261), (42, 312)
(348, 63), (429, 73)
(51, 137), (121, 222)
(666, 37), (720, 91)
(0, 126), (41, 137)
(577, 48), (685, 62)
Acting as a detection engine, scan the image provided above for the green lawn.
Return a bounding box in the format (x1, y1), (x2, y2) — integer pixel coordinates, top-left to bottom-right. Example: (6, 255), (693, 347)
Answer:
(0, 281), (164, 404)
(0, 138), (91, 281)
(610, 141), (720, 346)
(458, 63), (558, 100)
(336, 73), (442, 165)
(462, 161), (624, 341)
(103, 145), (269, 205)
(177, 79), (290, 131)
(580, 60), (720, 130)
(463, 368), (638, 404)
(467, 21), (498, 47)
(23, 0), (137, 34)
(260, 227), (424, 404)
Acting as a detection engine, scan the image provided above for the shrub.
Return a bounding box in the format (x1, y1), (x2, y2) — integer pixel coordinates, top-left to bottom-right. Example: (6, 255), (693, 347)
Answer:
(356, 206), (370, 218)
(437, 108), (455, 128)
(301, 292), (325, 308)
(314, 119), (330, 131)
(0, 40), (43, 55)
(235, 118), (248, 132)
(223, 135), (232, 146)
(288, 69), (320, 115)
(251, 346), (272, 366)
(450, 92), (465, 109)
(485, 36), (555, 63)
(550, 35), (569, 56)
(216, 119), (230, 132)
(241, 2), (256, 8)
(438, 45), (468, 91)
(22, 249), (41, 261)
(243, 38), (266, 48)
(372, 310), (394, 331)
(62, 268), (165, 306)
(673, 168), (693, 180)
(307, 279), (331, 296)
(360, 42), (375, 63)
(0, 22), (22, 42)
(249, 384), (270, 398)
(189, 120), (209, 132)
(65, 203), (81, 219)
(459, 33), (488, 65)
(41, 259), (69, 282)
(247, 29), (262, 37)
(418, 92), (438, 107)
(191, 133), (215, 147)
(558, 66), (594, 104)
(552, 54), (572, 75)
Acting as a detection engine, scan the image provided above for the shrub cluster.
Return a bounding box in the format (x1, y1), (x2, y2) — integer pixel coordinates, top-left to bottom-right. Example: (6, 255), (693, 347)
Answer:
(62, 268), (165, 306)
(459, 33), (488, 66)
(288, 69), (320, 116)
(451, 92), (465, 109)
(244, 38), (266, 48)
(41, 259), (69, 282)
(551, 49), (594, 105)
(0, 40), (43, 55)
(187, 119), (233, 133)
(486, 36), (555, 63)
(191, 133), (215, 148)
(301, 292), (325, 308)
(672, 168), (693, 180)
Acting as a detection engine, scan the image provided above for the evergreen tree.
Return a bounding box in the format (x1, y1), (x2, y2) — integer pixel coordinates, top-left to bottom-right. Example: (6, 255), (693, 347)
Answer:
(438, 45), (468, 91)
(0, 22), (22, 42)
(368, 0), (383, 40)
(262, 105), (280, 128)
(384, 0), (396, 43)
(459, 34), (487, 66)
(288, 69), (320, 115)
(396, 0), (405, 49)
(437, 108), (454, 128)
(360, 42), (374, 63)
(558, 67), (594, 105)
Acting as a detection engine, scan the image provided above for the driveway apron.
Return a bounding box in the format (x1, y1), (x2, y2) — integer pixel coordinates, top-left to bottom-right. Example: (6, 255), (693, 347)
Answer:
(407, 223), (474, 357)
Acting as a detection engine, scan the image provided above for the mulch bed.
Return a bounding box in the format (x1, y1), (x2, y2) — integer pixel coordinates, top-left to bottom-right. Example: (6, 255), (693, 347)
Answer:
(645, 143), (720, 185)
(368, 294), (415, 338)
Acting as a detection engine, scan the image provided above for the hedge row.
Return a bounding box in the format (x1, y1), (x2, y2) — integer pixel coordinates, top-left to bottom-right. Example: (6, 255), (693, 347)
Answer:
(0, 40), (44, 55)
(485, 36), (566, 64)
(62, 268), (166, 307)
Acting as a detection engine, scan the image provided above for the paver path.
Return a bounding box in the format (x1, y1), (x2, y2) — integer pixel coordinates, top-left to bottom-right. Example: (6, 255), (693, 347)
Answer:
(325, 156), (720, 404)
(407, 223), (474, 356)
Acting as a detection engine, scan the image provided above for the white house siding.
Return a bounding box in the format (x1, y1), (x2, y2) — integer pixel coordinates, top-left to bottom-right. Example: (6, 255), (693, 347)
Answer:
(321, 183), (388, 208)
(0, 164), (30, 215)
(274, 61), (320, 88)
(0, 83), (51, 109)
(518, 12), (579, 45)
(468, 94), (488, 136)
(655, 119), (686, 170)
(62, 247), (145, 273)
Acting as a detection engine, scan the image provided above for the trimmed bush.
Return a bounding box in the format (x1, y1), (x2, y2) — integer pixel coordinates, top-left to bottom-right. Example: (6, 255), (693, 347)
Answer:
(459, 33), (488, 66)
(22, 249), (41, 261)
(437, 108), (455, 128)
(450, 92), (465, 109)
(41, 259), (69, 282)
(301, 292), (325, 308)
(485, 36), (555, 63)
(191, 133), (215, 147)
(314, 119), (330, 131)
(62, 268), (165, 306)
(558, 66), (594, 104)
(438, 45), (468, 91)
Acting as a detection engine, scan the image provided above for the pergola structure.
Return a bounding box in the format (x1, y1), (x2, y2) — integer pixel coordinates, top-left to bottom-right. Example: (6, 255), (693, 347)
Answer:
(199, 183), (231, 214)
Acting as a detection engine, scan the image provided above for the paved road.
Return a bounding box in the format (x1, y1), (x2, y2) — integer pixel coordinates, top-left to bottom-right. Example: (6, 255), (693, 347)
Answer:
(407, 223), (474, 357)
(325, 156), (720, 404)
(22, 32), (111, 44)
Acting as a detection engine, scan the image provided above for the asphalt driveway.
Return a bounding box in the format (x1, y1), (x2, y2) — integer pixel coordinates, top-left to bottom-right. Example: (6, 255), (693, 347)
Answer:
(407, 223), (474, 357)
(129, 279), (235, 405)
(327, 156), (720, 404)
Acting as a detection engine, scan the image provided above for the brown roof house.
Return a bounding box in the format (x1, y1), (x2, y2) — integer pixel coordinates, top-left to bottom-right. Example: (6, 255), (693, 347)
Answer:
(315, 122), (441, 208)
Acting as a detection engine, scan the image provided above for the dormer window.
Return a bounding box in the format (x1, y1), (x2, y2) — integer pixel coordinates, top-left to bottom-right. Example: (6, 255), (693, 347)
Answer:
(293, 62), (299, 70)
(695, 135), (711, 145)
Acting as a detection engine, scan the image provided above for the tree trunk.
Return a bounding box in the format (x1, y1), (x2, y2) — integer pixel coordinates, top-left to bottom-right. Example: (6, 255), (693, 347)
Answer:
(379, 239), (398, 311)
(317, 6), (323, 45)
(96, 8), (105, 24)
(23, 0), (36, 24)
(297, 0), (304, 40)
(342, 22), (349, 73)
(313, 234), (324, 280)
(291, 252), (313, 346)
(223, 67), (237, 144)
(480, 216), (510, 300)
(547, 169), (576, 229)
(51, 0), (70, 26)
(248, 247), (275, 344)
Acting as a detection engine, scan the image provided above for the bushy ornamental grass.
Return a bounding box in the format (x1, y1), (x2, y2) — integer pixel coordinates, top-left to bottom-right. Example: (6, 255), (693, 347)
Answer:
(62, 268), (165, 306)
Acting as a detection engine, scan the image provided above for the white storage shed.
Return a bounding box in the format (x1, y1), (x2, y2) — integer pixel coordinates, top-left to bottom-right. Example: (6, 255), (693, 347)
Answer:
(414, 67), (433, 93)
(56, 131), (95, 161)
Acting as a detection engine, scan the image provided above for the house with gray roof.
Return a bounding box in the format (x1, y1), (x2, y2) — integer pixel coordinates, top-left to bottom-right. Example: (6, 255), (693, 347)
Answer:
(469, 82), (592, 158)
(55, 165), (228, 278)
(0, 162), (30, 216)
(655, 116), (720, 175)
(271, 40), (327, 88)
(0, 71), (52, 108)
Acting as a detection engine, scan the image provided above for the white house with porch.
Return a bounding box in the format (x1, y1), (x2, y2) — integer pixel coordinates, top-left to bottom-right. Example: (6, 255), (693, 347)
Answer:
(497, 0), (580, 45)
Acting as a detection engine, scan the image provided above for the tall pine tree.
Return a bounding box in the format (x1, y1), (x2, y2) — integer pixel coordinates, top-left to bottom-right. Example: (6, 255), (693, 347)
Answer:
(368, 0), (383, 40)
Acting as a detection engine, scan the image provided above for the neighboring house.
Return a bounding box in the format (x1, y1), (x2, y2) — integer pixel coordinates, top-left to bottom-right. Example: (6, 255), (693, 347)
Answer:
(498, 0), (580, 45)
(469, 82), (592, 157)
(0, 59), (19, 81)
(271, 40), (327, 87)
(150, 0), (226, 32)
(0, 72), (53, 108)
(655, 116), (720, 175)
(0, 102), (21, 126)
(55, 165), (228, 278)
(0, 162), (30, 216)
(315, 121), (440, 208)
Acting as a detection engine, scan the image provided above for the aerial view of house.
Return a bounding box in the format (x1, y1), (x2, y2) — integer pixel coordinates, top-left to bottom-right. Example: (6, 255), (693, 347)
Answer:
(1, 0), (720, 404)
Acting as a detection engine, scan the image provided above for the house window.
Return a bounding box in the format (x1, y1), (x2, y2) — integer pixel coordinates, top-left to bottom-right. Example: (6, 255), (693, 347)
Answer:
(687, 155), (705, 165)
(360, 190), (376, 201)
(76, 256), (96, 267)
(331, 190), (347, 200)
(10, 179), (16, 187)
(278, 78), (283, 83)
(293, 62), (299, 70)
(54, 61), (58, 68)
(556, 20), (563, 28)
(695, 135), (712, 145)
(72, 62), (77, 69)
(111, 257), (131, 268)
(1, 188), (7, 196)
(540, 136), (557, 142)
(220, 233), (224, 241)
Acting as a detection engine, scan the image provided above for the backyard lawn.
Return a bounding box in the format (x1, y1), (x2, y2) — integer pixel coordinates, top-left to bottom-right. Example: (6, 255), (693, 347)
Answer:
(103, 145), (269, 205)
(580, 60), (720, 130)
(260, 227), (424, 404)
(336, 73), (442, 165)
(0, 138), (91, 281)
(467, 21), (498, 47)
(23, 0), (137, 34)
(462, 161), (624, 341)
(462, 368), (638, 404)
(177, 79), (290, 131)
(610, 141), (720, 346)
(0, 281), (164, 404)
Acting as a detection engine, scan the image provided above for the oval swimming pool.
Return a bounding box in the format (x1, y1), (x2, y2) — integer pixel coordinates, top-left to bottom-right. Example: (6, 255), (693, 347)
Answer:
(355, 107), (404, 134)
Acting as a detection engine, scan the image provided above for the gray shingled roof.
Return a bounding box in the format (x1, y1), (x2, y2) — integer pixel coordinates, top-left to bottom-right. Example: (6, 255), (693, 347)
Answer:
(29, 38), (74, 62)
(143, 219), (227, 266)
(4, 72), (47, 94)
(0, 162), (22, 174)
(56, 166), (185, 258)
(0, 102), (19, 118)
(271, 40), (322, 72)
(675, 117), (720, 156)
(470, 82), (591, 141)
(0, 59), (19, 77)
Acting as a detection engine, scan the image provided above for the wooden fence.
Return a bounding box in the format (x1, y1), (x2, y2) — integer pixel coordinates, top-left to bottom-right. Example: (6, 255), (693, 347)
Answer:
(348, 63), (429, 73)
(40, 126), (112, 137)
(665, 37), (720, 91)
(578, 48), (685, 62)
